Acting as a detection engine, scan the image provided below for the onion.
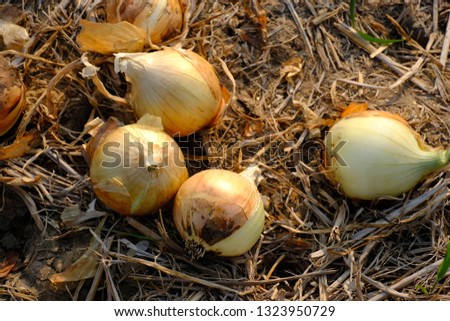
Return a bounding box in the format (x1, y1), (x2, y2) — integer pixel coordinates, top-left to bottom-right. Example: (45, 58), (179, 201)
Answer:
(173, 167), (265, 257)
(106, 0), (183, 44)
(114, 47), (227, 136)
(89, 114), (188, 215)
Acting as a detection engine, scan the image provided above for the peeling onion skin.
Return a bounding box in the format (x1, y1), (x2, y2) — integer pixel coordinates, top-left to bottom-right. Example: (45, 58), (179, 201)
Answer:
(324, 110), (450, 200)
(173, 169), (265, 258)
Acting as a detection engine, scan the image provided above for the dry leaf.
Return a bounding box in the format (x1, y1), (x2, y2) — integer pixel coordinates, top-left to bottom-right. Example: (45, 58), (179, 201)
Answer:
(49, 219), (110, 284)
(49, 249), (99, 283)
(79, 54), (99, 78)
(0, 4), (26, 24)
(241, 0), (267, 49)
(61, 200), (107, 227)
(0, 133), (37, 160)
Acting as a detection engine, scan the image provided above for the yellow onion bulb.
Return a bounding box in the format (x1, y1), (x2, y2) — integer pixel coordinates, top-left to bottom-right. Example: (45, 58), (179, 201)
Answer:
(324, 110), (450, 200)
(173, 167), (265, 257)
(89, 114), (188, 216)
(106, 0), (183, 44)
(114, 47), (225, 136)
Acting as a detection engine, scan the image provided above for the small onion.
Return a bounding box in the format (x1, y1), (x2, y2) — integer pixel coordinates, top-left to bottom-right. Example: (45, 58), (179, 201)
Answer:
(324, 110), (450, 200)
(89, 114), (188, 215)
(173, 167), (265, 257)
(114, 47), (227, 136)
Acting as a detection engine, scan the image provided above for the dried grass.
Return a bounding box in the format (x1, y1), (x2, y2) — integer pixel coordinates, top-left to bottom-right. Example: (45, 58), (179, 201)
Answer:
(1, 0), (450, 301)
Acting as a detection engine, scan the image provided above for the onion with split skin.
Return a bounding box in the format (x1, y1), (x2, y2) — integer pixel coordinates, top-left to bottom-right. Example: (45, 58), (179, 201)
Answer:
(173, 167), (265, 258)
(324, 109), (450, 200)
(88, 114), (189, 216)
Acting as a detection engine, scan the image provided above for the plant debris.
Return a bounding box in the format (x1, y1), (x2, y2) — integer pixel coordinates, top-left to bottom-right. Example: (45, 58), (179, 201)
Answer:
(1, 0), (450, 301)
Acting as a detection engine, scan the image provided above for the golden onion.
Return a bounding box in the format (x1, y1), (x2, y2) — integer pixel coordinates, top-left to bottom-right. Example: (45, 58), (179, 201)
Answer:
(89, 114), (188, 215)
(114, 47), (227, 136)
(173, 167), (265, 257)
(324, 110), (450, 200)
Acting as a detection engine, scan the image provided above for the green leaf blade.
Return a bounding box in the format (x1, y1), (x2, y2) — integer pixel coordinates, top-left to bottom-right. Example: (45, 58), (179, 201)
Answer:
(350, 0), (356, 27)
(348, 1), (404, 45)
(356, 31), (404, 45)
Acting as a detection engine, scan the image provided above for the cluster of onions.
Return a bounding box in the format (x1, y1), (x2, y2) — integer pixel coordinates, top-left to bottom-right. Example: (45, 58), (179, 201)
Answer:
(0, 56), (25, 136)
(324, 109), (450, 200)
(114, 47), (227, 136)
(88, 114), (188, 216)
(173, 167), (265, 257)
(77, 1), (229, 136)
(87, 115), (265, 256)
(83, 1), (263, 258)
